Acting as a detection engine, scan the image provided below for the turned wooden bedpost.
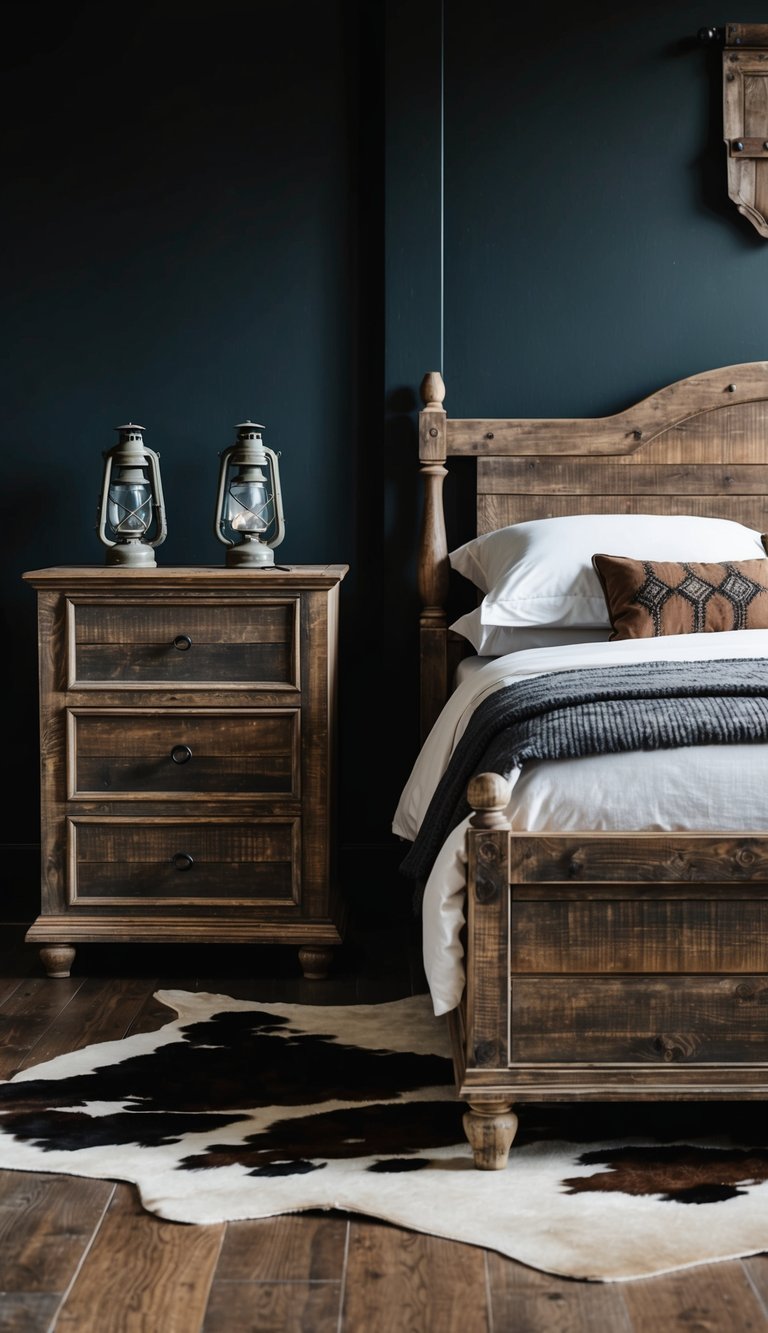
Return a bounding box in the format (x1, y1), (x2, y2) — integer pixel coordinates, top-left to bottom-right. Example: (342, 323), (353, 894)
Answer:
(418, 371), (449, 742)
(463, 772), (518, 1169)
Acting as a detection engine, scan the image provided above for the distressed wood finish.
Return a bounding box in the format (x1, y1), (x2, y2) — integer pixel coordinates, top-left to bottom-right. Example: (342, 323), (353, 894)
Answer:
(723, 24), (768, 238)
(418, 361), (768, 733)
(511, 894), (768, 972)
(478, 492), (768, 534)
(23, 565), (348, 979)
(417, 364), (768, 1168)
(3, 928), (768, 1329)
(439, 362), (768, 456)
(506, 832), (768, 882)
(511, 975), (768, 1064)
(418, 372), (450, 739)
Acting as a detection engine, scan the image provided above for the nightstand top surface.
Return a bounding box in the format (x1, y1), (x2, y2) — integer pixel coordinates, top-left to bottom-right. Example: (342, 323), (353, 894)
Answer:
(23, 564), (349, 589)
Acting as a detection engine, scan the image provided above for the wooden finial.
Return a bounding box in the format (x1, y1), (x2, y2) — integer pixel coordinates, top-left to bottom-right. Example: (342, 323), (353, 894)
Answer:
(468, 772), (512, 828)
(420, 371), (446, 410)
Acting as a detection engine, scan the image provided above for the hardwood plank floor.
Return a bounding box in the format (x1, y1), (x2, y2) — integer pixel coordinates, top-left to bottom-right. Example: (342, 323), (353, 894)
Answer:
(0, 920), (767, 1332)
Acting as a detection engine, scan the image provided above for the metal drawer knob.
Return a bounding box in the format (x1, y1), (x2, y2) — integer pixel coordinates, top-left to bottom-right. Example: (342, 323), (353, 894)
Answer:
(170, 744), (193, 765)
(173, 634), (192, 651)
(171, 852), (194, 871)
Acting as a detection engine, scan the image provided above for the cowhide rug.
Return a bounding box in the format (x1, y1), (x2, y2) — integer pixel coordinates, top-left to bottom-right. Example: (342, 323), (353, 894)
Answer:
(1, 990), (767, 1283)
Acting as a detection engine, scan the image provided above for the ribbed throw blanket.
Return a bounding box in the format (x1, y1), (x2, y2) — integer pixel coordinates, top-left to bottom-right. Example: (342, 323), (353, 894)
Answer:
(399, 657), (768, 883)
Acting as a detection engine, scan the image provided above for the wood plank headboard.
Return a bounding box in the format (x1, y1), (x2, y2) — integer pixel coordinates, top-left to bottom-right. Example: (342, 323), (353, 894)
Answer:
(417, 361), (768, 740)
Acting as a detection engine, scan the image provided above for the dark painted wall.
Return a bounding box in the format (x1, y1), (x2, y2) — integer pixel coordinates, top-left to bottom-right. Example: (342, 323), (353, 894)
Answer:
(1, 0), (392, 924)
(442, 2), (768, 418)
(5, 0), (768, 935)
(385, 0), (768, 817)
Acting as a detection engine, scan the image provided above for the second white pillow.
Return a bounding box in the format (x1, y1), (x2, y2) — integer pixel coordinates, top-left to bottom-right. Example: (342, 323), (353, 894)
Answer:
(449, 514), (767, 629)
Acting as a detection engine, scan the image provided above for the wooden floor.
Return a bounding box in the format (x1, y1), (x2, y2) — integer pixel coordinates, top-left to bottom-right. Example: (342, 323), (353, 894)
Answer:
(1, 919), (768, 1332)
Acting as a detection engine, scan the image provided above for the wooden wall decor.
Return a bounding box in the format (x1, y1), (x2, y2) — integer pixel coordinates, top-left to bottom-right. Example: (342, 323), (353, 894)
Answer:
(722, 23), (768, 236)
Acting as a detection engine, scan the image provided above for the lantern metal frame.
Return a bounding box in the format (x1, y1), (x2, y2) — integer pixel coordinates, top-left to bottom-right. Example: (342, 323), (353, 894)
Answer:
(214, 421), (285, 567)
(97, 424), (167, 567)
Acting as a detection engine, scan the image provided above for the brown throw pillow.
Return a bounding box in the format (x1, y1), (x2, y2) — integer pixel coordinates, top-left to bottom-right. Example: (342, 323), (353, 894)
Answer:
(592, 555), (768, 641)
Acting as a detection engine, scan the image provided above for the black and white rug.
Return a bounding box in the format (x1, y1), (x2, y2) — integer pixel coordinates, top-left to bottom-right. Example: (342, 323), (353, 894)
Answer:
(1, 990), (767, 1282)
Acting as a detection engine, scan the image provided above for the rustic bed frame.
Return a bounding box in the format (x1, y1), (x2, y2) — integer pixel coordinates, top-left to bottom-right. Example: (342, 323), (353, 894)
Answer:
(417, 361), (768, 1169)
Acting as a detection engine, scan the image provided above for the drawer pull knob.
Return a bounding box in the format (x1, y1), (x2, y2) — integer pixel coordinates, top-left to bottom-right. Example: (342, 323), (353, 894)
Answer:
(171, 852), (194, 871)
(173, 634), (192, 651)
(170, 744), (193, 765)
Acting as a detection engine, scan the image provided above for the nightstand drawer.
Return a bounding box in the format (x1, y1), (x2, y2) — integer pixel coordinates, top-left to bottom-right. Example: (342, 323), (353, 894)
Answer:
(69, 817), (300, 903)
(69, 709), (300, 797)
(70, 599), (298, 687)
(24, 565), (348, 979)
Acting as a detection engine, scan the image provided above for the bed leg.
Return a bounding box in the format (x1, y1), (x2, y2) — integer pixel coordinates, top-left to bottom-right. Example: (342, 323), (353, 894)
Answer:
(463, 1101), (518, 1170)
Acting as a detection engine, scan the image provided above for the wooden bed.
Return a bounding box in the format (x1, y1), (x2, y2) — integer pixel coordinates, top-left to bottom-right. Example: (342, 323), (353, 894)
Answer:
(417, 361), (768, 1170)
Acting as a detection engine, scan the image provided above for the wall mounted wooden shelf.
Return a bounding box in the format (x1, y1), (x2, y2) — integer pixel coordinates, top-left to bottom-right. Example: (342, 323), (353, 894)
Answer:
(723, 23), (768, 237)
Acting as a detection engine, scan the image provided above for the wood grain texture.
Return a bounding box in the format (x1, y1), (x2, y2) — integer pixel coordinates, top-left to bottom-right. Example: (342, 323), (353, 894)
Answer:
(216, 1213), (348, 1282)
(621, 1259), (768, 1331)
(511, 975), (768, 1063)
(417, 362), (768, 730)
(443, 363), (768, 456)
(13, 975), (155, 1070)
(1, 930), (767, 1329)
(417, 363), (768, 1162)
(507, 834), (768, 884)
(22, 567), (347, 974)
(511, 897), (768, 973)
(0, 977), (84, 1078)
(342, 1220), (490, 1333)
(0, 1170), (114, 1292)
(479, 458), (768, 494)
(203, 1280), (342, 1332)
(477, 492), (768, 533)
(741, 1252), (768, 1304)
(0, 1293), (63, 1331)
(724, 34), (768, 238)
(54, 1185), (223, 1333)
(486, 1250), (630, 1332)
(464, 825), (510, 1072)
(70, 818), (298, 904)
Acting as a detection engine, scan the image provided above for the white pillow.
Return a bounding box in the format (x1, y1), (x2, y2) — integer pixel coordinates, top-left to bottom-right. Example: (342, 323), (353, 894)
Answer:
(450, 608), (609, 656)
(449, 515), (768, 629)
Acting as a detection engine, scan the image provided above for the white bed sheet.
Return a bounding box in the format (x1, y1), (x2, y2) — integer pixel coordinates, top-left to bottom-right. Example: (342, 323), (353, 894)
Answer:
(392, 630), (768, 1016)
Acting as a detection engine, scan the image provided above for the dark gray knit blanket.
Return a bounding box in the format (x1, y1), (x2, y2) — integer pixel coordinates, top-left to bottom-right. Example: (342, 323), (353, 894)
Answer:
(399, 656), (768, 883)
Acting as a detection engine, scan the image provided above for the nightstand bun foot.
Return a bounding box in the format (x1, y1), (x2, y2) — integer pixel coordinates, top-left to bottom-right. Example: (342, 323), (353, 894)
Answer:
(39, 945), (76, 978)
(463, 1101), (518, 1170)
(298, 945), (334, 979)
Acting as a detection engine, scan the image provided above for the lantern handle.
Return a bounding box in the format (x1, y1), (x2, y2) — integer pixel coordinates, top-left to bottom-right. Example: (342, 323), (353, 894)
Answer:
(97, 453), (117, 548)
(145, 446), (167, 549)
(264, 447), (285, 550)
(214, 443), (237, 548)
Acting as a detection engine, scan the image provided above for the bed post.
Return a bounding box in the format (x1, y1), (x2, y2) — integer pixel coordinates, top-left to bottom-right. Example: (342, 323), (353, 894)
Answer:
(418, 371), (449, 741)
(463, 772), (518, 1170)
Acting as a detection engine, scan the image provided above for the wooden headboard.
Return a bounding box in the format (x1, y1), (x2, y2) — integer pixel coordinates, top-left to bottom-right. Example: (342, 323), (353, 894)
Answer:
(417, 361), (768, 740)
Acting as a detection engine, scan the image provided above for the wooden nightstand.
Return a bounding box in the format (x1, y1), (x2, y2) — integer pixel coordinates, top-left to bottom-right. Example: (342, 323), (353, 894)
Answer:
(22, 564), (348, 979)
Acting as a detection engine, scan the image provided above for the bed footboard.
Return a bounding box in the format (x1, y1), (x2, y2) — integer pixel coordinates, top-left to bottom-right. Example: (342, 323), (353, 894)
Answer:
(454, 772), (768, 1171)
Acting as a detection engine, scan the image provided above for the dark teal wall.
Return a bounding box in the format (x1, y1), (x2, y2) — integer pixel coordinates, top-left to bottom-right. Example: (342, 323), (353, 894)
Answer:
(1, 0), (389, 922)
(442, 2), (768, 418)
(4, 1), (768, 928)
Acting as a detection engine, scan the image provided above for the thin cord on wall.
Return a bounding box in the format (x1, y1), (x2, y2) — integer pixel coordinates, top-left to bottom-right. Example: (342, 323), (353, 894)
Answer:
(440, 0), (445, 375)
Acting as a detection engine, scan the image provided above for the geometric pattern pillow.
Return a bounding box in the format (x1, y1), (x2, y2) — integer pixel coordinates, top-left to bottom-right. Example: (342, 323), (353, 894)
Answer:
(591, 555), (768, 641)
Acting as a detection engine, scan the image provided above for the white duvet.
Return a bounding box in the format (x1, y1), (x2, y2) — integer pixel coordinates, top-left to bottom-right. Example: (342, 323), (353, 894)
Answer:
(392, 630), (768, 1015)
